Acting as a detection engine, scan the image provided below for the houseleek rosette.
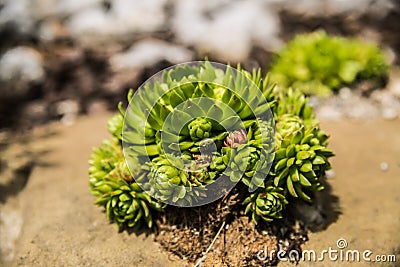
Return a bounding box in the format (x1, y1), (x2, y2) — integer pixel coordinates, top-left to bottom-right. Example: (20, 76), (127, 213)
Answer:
(121, 62), (276, 207)
(89, 138), (164, 229)
(89, 61), (335, 229)
(241, 88), (334, 224)
(244, 186), (287, 224)
(270, 89), (334, 202)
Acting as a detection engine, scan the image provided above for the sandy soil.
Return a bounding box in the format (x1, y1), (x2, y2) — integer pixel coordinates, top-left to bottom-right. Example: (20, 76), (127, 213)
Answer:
(0, 114), (181, 267)
(1, 114), (399, 266)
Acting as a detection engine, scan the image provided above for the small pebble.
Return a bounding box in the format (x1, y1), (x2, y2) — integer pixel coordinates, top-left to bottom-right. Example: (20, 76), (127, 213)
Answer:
(338, 87), (352, 100)
(382, 108), (398, 120)
(56, 99), (79, 119)
(316, 105), (343, 121)
(380, 162), (389, 171)
(325, 169), (336, 179)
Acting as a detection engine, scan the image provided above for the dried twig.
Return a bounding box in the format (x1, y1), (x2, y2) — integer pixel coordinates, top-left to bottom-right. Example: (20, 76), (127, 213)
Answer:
(194, 221), (226, 267)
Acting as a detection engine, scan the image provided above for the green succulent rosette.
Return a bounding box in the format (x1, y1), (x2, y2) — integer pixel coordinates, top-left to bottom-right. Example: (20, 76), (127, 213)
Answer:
(89, 138), (165, 229)
(271, 113), (334, 201)
(223, 118), (275, 191)
(244, 186), (288, 224)
(270, 31), (388, 96)
(89, 61), (335, 229)
(143, 155), (210, 206)
(188, 117), (213, 141)
(122, 62), (276, 206)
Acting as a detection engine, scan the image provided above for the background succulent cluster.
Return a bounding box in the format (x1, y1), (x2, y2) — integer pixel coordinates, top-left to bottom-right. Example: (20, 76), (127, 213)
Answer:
(89, 62), (334, 228)
(270, 31), (389, 97)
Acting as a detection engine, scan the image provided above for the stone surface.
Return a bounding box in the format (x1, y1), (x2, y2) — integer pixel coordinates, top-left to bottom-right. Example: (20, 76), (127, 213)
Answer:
(66, 0), (167, 44)
(31, 0), (101, 18)
(55, 99), (80, 126)
(0, 47), (44, 96)
(1, 115), (399, 266)
(316, 105), (343, 121)
(280, 0), (395, 18)
(0, 114), (182, 266)
(0, 0), (34, 34)
(389, 82), (400, 99)
(314, 82), (400, 122)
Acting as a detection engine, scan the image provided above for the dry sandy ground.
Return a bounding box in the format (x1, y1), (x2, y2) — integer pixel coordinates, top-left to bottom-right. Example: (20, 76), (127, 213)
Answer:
(1, 113), (399, 266)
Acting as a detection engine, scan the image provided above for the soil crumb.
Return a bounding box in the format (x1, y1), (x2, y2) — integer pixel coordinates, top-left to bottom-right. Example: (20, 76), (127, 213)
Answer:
(154, 185), (308, 266)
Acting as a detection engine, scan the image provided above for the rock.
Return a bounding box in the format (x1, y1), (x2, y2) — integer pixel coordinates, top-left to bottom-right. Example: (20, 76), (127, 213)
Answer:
(172, 0), (281, 62)
(280, 0), (394, 18)
(278, 0), (325, 17)
(316, 105), (343, 121)
(307, 96), (321, 108)
(38, 19), (69, 41)
(381, 107), (398, 120)
(384, 47), (397, 66)
(86, 99), (109, 115)
(371, 90), (400, 120)
(64, 6), (111, 43)
(0, 47), (45, 97)
(19, 101), (48, 127)
(335, 88), (382, 120)
(0, 0), (34, 35)
(103, 69), (141, 94)
(31, 0), (101, 19)
(387, 75), (400, 99)
(0, 47), (44, 83)
(112, 0), (167, 32)
(55, 99), (80, 126)
(371, 90), (398, 106)
(0, 139), (33, 264)
(338, 87), (353, 101)
(380, 162), (389, 171)
(0, 207), (23, 262)
(66, 0), (167, 44)
(110, 39), (193, 71)
(325, 169), (336, 179)
(347, 99), (379, 120)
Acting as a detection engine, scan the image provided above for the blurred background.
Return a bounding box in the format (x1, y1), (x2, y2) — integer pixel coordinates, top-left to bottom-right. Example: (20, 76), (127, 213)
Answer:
(0, 0), (399, 130)
(1, 1), (400, 265)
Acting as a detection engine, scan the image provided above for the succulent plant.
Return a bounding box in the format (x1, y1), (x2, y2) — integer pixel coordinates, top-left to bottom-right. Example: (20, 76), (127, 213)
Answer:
(272, 114), (334, 201)
(144, 155), (210, 206)
(188, 117), (213, 141)
(270, 31), (389, 96)
(89, 61), (335, 228)
(121, 62), (276, 206)
(94, 178), (164, 229)
(222, 119), (275, 190)
(89, 137), (164, 229)
(224, 129), (247, 147)
(243, 186), (288, 224)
